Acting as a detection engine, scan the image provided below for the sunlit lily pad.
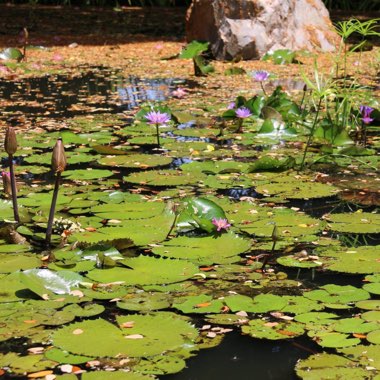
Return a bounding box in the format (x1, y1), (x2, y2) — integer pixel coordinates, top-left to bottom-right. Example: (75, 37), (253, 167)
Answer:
(295, 353), (370, 380)
(85, 256), (198, 286)
(62, 169), (114, 180)
(124, 169), (207, 187)
(151, 232), (251, 265)
(0, 254), (40, 273)
(319, 246), (380, 274)
(325, 212), (380, 234)
(52, 312), (198, 358)
(339, 345), (380, 370)
(242, 319), (305, 340)
(98, 154), (172, 168)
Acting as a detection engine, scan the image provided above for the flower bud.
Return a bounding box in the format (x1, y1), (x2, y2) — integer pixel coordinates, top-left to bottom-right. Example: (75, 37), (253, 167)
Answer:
(52, 138), (67, 173)
(4, 126), (17, 155)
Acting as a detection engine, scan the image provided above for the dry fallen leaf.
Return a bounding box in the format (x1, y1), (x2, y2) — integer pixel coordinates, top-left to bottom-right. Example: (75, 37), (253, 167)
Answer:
(60, 364), (73, 373)
(120, 321), (135, 328)
(27, 370), (53, 378)
(27, 347), (44, 354)
(125, 334), (144, 339)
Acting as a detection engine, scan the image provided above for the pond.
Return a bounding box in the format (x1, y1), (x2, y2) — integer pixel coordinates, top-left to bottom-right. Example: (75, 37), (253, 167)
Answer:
(0, 65), (379, 380)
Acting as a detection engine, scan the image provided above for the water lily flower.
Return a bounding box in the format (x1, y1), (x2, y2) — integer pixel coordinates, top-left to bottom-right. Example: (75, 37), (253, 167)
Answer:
(227, 101), (236, 110)
(172, 87), (187, 98)
(360, 105), (374, 125)
(252, 70), (270, 82)
(145, 110), (171, 148)
(145, 111), (171, 125)
(212, 217), (231, 232)
(235, 107), (252, 119)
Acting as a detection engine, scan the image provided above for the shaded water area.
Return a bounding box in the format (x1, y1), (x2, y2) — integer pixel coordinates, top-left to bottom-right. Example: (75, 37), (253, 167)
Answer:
(0, 66), (379, 380)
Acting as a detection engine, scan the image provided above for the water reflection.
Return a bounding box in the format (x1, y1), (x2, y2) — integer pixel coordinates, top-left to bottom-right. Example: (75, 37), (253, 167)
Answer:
(0, 66), (188, 124)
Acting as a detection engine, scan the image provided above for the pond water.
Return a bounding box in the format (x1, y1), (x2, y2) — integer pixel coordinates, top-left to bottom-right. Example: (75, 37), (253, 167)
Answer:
(0, 66), (379, 380)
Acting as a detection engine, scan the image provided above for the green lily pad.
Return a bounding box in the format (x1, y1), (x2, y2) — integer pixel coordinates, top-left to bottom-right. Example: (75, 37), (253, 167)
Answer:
(295, 353), (370, 380)
(85, 256), (198, 286)
(151, 232), (251, 265)
(326, 212), (380, 234)
(44, 347), (94, 364)
(52, 312), (198, 358)
(98, 154), (172, 168)
(225, 294), (287, 313)
(242, 319), (305, 340)
(356, 300), (380, 311)
(339, 345), (380, 370)
(124, 169), (207, 187)
(116, 292), (171, 311)
(366, 330), (380, 344)
(319, 246), (380, 274)
(172, 294), (225, 314)
(62, 169), (114, 180)
(304, 285), (370, 306)
(0, 253), (40, 273)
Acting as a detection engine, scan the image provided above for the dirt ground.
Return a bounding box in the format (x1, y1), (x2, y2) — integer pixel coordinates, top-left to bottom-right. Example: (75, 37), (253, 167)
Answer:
(0, 4), (378, 107)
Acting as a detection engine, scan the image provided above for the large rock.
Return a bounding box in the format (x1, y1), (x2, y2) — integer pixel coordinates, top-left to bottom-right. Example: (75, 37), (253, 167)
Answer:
(186, 0), (339, 60)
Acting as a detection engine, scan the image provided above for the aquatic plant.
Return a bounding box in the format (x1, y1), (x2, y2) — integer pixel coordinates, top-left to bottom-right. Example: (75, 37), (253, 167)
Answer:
(252, 70), (270, 96)
(145, 110), (171, 147)
(45, 138), (67, 246)
(4, 126), (19, 222)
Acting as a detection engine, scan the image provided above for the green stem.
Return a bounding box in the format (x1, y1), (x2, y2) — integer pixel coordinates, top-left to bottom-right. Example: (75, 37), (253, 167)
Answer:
(260, 82), (267, 97)
(46, 172), (61, 247)
(299, 97), (323, 171)
(8, 154), (20, 223)
(155, 124), (161, 148)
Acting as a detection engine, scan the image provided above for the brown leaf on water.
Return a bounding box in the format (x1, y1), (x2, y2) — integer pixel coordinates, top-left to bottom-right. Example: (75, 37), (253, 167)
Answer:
(277, 329), (297, 336)
(353, 333), (367, 339)
(27, 370), (53, 378)
(195, 302), (211, 308)
(120, 321), (135, 328)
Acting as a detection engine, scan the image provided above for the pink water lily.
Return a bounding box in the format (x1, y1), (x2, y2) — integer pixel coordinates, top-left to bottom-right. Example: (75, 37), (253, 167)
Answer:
(212, 217), (231, 232)
(172, 87), (187, 98)
(145, 111), (171, 125)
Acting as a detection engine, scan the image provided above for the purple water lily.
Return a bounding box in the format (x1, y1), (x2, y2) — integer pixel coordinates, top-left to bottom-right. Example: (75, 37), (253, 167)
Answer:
(227, 101), (236, 110)
(235, 107), (252, 119)
(145, 110), (171, 148)
(360, 105), (374, 125)
(212, 217), (231, 232)
(145, 111), (171, 125)
(252, 70), (270, 82)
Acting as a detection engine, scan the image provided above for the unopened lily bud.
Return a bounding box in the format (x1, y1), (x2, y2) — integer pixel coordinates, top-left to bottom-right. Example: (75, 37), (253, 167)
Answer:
(52, 138), (67, 173)
(1, 171), (12, 196)
(271, 224), (279, 242)
(4, 126), (17, 155)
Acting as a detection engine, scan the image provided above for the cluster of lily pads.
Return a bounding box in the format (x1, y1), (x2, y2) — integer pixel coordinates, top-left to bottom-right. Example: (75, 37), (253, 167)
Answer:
(0, 48), (379, 380)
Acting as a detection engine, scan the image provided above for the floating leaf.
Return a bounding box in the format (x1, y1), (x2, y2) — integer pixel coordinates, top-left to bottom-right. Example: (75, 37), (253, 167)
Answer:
(85, 256), (198, 286)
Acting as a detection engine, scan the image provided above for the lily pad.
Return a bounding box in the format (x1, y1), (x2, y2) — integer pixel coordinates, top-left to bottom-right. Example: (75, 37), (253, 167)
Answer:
(52, 312), (198, 358)
(151, 232), (251, 265)
(85, 255), (198, 286)
(242, 319), (305, 340)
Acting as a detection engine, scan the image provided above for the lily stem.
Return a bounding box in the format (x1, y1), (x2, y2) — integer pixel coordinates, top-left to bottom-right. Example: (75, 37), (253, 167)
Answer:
(8, 154), (20, 223)
(46, 172), (61, 247)
(299, 97), (323, 171)
(155, 124), (161, 148)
